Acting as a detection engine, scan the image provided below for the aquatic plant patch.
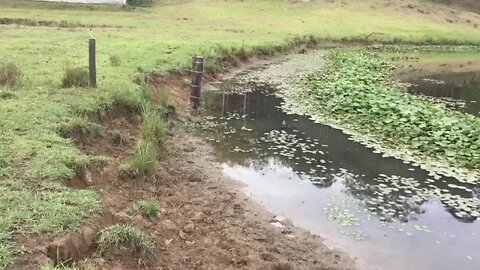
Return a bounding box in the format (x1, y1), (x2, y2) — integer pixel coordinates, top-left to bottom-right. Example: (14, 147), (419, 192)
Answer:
(282, 50), (480, 183)
(366, 45), (480, 53)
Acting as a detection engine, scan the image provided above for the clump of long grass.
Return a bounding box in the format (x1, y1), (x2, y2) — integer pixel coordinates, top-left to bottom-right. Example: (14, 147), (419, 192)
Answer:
(97, 224), (155, 265)
(110, 54), (121, 66)
(62, 67), (89, 88)
(127, 198), (160, 218)
(141, 107), (166, 145)
(0, 63), (22, 88)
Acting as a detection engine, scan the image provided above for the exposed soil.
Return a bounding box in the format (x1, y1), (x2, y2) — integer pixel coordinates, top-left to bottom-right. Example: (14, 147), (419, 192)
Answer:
(429, 0), (480, 13)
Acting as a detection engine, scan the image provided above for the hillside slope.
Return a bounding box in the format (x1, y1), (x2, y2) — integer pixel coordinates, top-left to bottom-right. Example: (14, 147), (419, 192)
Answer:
(429, 0), (480, 13)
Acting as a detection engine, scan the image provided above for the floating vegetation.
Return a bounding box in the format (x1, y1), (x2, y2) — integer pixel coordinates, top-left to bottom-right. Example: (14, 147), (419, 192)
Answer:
(325, 198), (361, 226)
(185, 116), (227, 131)
(281, 49), (480, 184)
(366, 45), (480, 53)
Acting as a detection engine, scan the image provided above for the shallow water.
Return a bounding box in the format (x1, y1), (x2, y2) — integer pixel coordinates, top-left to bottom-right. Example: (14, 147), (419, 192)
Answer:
(389, 51), (480, 116)
(201, 72), (480, 269)
(405, 71), (480, 116)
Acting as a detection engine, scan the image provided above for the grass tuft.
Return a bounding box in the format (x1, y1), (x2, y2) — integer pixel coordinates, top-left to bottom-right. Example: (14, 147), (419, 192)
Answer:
(127, 198), (160, 218)
(120, 140), (156, 178)
(108, 129), (124, 145)
(0, 63), (22, 88)
(62, 67), (89, 88)
(97, 224), (155, 264)
(88, 123), (104, 139)
(119, 105), (165, 180)
(158, 88), (171, 109)
(141, 106), (166, 145)
(110, 54), (121, 66)
(88, 155), (109, 172)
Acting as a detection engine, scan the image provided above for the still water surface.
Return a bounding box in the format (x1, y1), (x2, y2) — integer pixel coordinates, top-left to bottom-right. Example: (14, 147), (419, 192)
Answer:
(201, 75), (480, 270)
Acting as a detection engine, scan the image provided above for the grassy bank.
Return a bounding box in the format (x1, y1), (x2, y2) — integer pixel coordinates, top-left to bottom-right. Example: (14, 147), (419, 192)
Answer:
(282, 49), (480, 184)
(2, 0), (480, 267)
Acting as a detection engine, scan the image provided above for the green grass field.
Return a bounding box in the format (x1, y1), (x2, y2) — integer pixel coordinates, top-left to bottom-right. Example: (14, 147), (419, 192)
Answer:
(1, 0), (480, 268)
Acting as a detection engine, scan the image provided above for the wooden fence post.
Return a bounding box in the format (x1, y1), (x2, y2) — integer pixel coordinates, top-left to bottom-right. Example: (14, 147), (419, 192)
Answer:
(89, 34), (97, 88)
(190, 56), (204, 112)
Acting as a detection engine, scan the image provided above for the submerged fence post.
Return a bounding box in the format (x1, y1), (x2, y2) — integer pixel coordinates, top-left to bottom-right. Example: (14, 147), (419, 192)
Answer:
(89, 31), (97, 88)
(190, 56), (204, 112)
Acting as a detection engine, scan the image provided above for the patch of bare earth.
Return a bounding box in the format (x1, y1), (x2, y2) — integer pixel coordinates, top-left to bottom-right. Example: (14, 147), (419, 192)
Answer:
(374, 0), (480, 29)
(428, 0), (480, 14)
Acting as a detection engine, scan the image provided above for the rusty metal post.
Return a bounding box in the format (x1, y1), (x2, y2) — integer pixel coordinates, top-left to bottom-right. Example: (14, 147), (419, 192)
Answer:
(190, 56), (204, 112)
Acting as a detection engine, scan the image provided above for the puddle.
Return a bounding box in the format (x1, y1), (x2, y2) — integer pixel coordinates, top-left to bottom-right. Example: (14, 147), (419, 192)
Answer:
(199, 53), (480, 270)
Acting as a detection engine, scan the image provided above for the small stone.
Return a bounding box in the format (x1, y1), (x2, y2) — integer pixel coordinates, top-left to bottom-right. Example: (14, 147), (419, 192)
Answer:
(270, 222), (285, 228)
(178, 230), (186, 240)
(162, 220), (177, 230)
(183, 223), (195, 233)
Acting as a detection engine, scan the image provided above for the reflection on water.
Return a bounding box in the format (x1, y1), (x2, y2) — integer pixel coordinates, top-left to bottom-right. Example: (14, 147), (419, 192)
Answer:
(405, 71), (480, 115)
(201, 80), (480, 270)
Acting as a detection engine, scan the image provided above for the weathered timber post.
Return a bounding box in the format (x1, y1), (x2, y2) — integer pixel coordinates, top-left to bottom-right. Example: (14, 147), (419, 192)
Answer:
(190, 56), (204, 112)
(89, 32), (97, 88)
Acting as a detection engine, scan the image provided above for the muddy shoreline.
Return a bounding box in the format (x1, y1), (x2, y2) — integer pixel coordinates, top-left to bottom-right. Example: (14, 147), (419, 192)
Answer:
(143, 125), (358, 269)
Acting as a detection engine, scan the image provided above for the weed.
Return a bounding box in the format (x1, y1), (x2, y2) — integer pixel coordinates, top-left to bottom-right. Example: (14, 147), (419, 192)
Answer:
(203, 60), (221, 74)
(0, 63), (22, 88)
(57, 117), (89, 138)
(111, 86), (149, 111)
(108, 129), (124, 144)
(133, 68), (150, 86)
(127, 198), (160, 218)
(0, 230), (15, 269)
(88, 155), (108, 172)
(120, 140), (156, 178)
(141, 107), (166, 145)
(0, 90), (16, 99)
(110, 54), (121, 66)
(88, 123), (104, 139)
(62, 67), (89, 88)
(236, 46), (249, 61)
(97, 224), (155, 264)
(158, 88), (171, 109)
